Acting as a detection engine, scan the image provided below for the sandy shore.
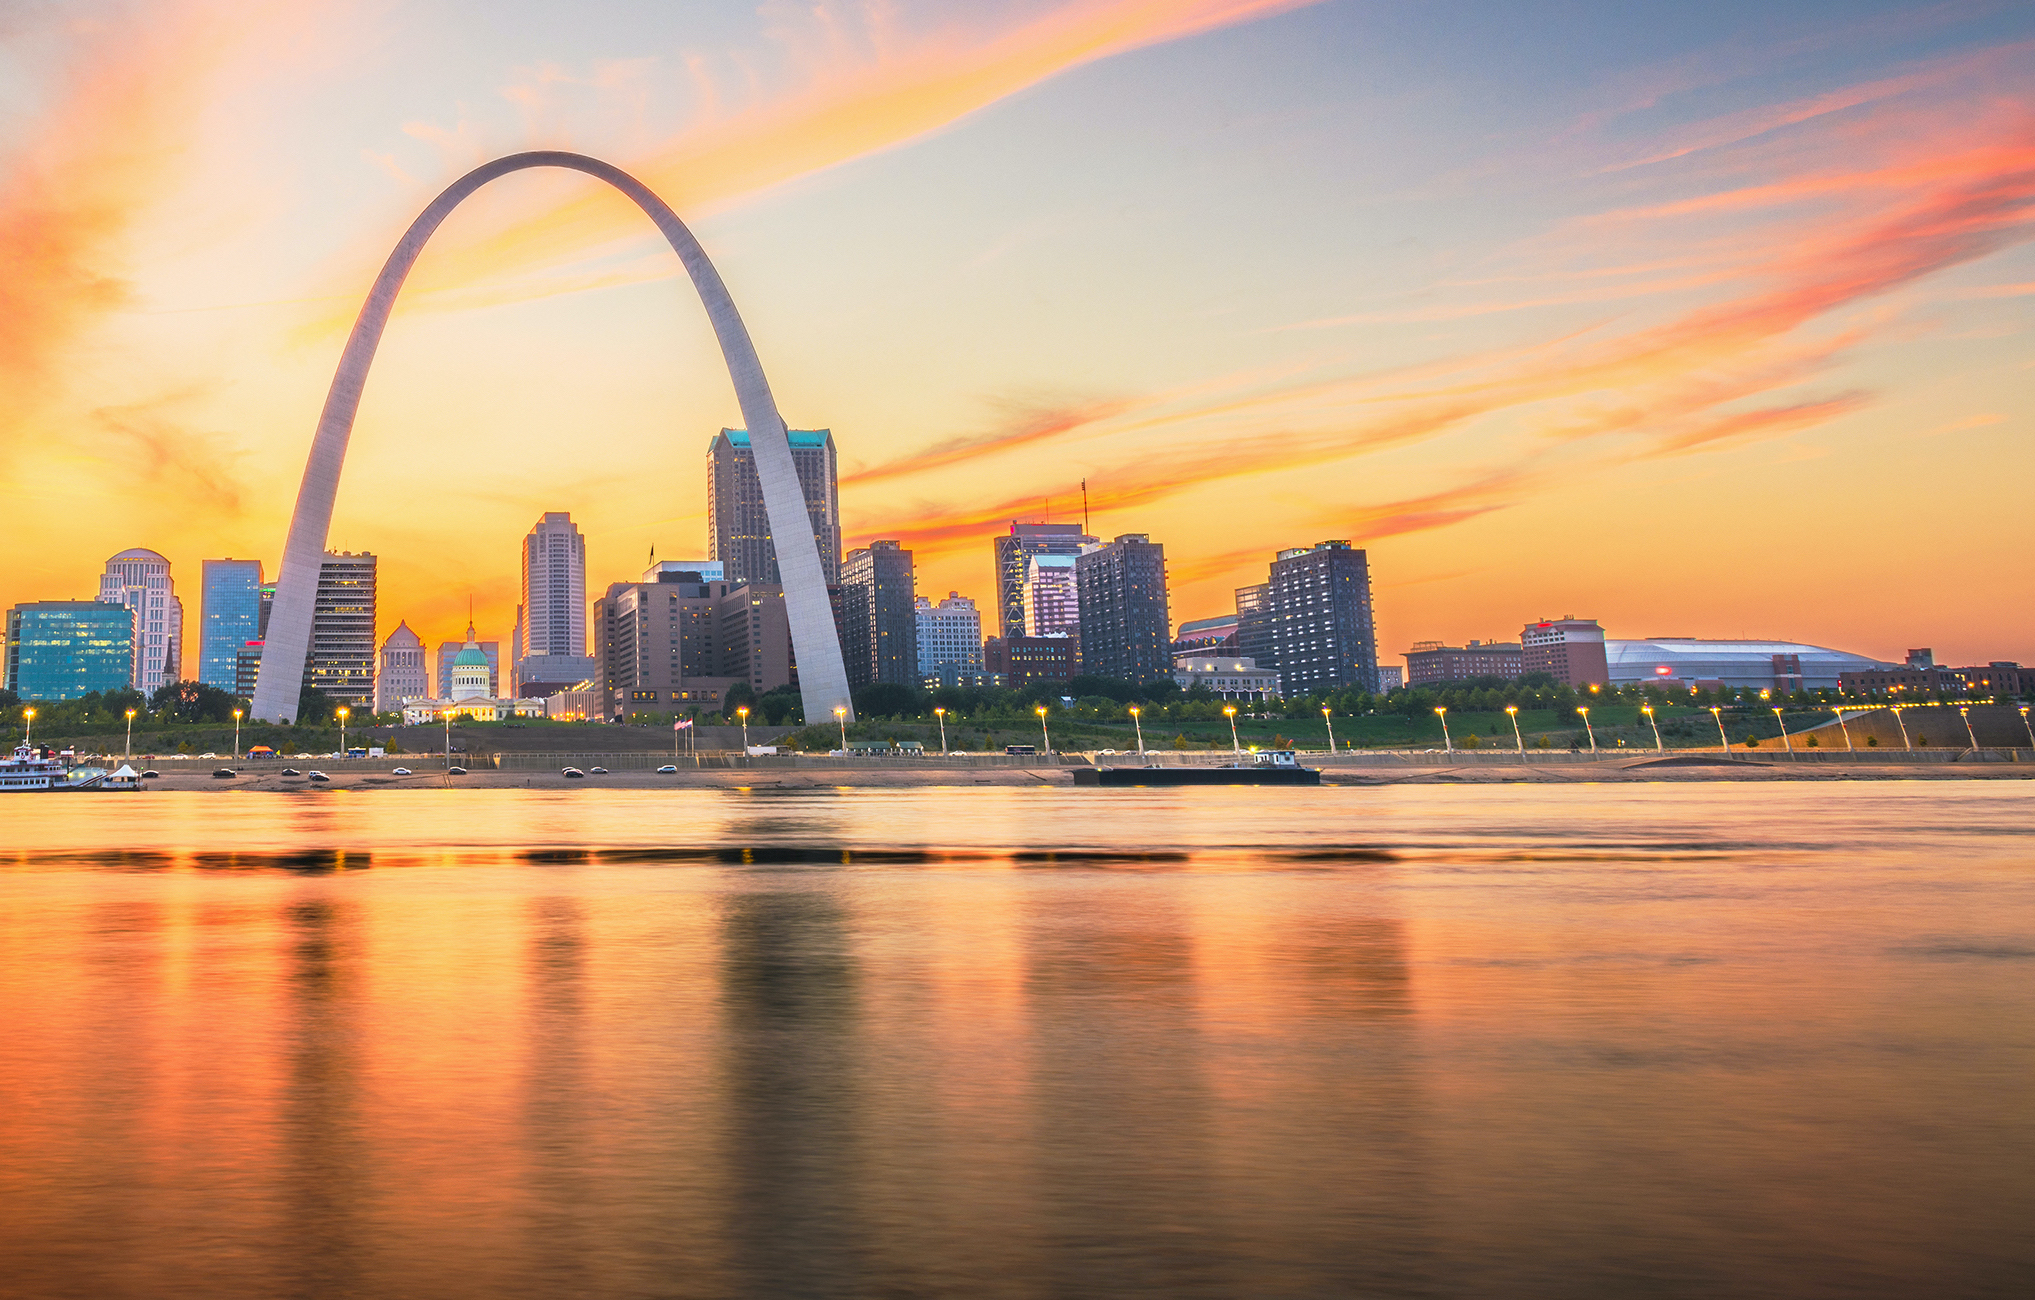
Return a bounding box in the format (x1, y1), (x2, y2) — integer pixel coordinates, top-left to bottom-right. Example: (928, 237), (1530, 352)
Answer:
(128, 757), (2035, 792)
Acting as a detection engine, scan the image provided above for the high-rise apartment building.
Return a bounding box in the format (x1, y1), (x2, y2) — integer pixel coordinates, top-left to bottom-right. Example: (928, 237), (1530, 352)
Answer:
(198, 559), (263, 692)
(513, 512), (596, 698)
(915, 592), (984, 679)
(4, 601), (135, 701)
(840, 541), (919, 689)
(984, 634), (1075, 687)
(707, 428), (841, 586)
(1235, 583), (1275, 670)
(592, 570), (790, 717)
(992, 523), (1095, 638)
(1266, 541), (1377, 695)
(308, 552), (377, 708)
(1075, 534), (1170, 683)
(1025, 555), (1080, 636)
(375, 621), (429, 712)
(1521, 618), (1609, 688)
(98, 548), (181, 695)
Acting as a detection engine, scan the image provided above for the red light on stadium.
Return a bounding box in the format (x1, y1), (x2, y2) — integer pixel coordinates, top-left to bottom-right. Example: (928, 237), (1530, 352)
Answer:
(1654, 665), (1673, 676)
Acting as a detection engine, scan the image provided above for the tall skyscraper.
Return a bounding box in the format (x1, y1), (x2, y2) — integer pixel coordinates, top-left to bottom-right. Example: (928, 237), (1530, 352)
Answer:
(708, 428), (841, 586)
(992, 523), (1094, 638)
(514, 512), (596, 697)
(4, 601), (135, 701)
(1267, 541), (1377, 694)
(97, 548), (181, 695)
(840, 541), (919, 689)
(915, 592), (984, 679)
(375, 621), (428, 712)
(1024, 555), (1080, 638)
(308, 552), (377, 708)
(1075, 534), (1170, 682)
(199, 559), (263, 692)
(591, 569), (789, 718)
(1235, 583), (1275, 669)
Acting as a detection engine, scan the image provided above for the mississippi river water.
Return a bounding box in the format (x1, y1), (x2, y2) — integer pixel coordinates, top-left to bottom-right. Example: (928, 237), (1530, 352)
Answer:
(2, 784), (2031, 1298)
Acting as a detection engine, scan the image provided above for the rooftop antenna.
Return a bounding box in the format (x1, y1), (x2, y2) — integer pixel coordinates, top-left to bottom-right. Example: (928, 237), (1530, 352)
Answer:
(1081, 479), (1089, 536)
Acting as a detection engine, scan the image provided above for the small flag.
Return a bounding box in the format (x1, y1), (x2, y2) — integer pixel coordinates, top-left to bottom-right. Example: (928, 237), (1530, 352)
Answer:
(674, 719), (693, 730)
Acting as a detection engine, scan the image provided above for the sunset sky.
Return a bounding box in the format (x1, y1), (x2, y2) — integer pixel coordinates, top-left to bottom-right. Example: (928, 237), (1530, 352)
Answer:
(3, 0), (2030, 668)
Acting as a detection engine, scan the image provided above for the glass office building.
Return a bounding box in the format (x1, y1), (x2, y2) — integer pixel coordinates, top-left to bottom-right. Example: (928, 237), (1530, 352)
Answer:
(4, 602), (136, 701)
(199, 559), (264, 692)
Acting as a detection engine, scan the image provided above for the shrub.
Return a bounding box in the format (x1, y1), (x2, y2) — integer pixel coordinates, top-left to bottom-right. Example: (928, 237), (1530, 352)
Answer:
(1866, 735), (1879, 747)
(1744, 736), (1760, 747)
(1916, 735), (1928, 747)
(1460, 734), (1481, 749)
(1171, 733), (1189, 749)
(1805, 735), (1819, 748)
(1532, 734), (1551, 749)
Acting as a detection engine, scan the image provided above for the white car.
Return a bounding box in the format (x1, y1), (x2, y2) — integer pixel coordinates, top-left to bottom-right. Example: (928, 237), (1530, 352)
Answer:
(589, 766), (608, 775)
(656, 764), (678, 774)
(391, 767), (413, 776)
(307, 771), (330, 783)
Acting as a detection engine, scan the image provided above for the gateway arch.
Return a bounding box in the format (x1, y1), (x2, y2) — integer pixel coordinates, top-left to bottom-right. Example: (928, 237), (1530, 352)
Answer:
(248, 151), (855, 727)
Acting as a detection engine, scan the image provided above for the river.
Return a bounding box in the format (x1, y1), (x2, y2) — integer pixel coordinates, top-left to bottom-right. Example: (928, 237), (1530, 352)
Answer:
(1, 784), (2030, 1298)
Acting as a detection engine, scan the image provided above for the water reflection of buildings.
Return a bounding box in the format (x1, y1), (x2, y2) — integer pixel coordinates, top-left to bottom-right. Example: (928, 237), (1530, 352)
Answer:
(284, 897), (367, 1296)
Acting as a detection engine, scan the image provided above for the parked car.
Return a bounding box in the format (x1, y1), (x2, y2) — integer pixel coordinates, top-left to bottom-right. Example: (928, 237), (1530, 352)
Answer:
(589, 766), (608, 775)
(211, 768), (236, 779)
(140, 770), (160, 780)
(447, 766), (468, 776)
(281, 768), (301, 776)
(391, 767), (413, 776)
(561, 768), (585, 779)
(656, 765), (678, 774)
(308, 771), (330, 783)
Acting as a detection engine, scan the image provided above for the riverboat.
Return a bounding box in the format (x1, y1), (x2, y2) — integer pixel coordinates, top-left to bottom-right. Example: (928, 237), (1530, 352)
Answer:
(0, 742), (77, 791)
(1072, 750), (1322, 787)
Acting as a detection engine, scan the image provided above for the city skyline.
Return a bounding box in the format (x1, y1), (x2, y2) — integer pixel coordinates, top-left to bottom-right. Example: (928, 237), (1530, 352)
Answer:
(2, 1), (2030, 667)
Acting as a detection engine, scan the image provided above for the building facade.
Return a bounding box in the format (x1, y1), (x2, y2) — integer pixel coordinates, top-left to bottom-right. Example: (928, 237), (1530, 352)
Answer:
(4, 601), (135, 701)
(1606, 637), (1888, 691)
(984, 634), (1076, 687)
(436, 639), (500, 698)
(1405, 640), (1523, 686)
(1074, 534), (1170, 683)
(1266, 541), (1376, 695)
(198, 559), (263, 692)
(98, 548), (182, 695)
(1839, 661), (2033, 699)
(513, 512), (596, 697)
(992, 522), (1095, 639)
(308, 552), (377, 708)
(708, 428), (841, 586)
(1521, 617), (1610, 689)
(1172, 655), (1280, 700)
(1235, 583), (1276, 670)
(375, 621), (429, 713)
(592, 571), (791, 718)
(915, 592), (984, 679)
(1173, 614), (1239, 657)
(840, 541), (920, 689)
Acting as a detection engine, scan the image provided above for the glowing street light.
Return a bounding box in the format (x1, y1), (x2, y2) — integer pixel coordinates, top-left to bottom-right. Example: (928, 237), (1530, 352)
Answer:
(336, 706), (350, 757)
(125, 708), (137, 758)
(1129, 705), (1144, 756)
(1224, 704), (1240, 755)
(2021, 706), (2034, 752)
(934, 706), (948, 755)
(1505, 704), (1523, 753)
(1036, 704), (1052, 753)
(1771, 706), (1791, 756)
(835, 706), (848, 751)
(737, 705), (750, 754)
(232, 708), (243, 760)
(23, 707), (34, 745)
(1710, 706), (1728, 751)
(1832, 707), (1854, 752)
(1435, 706), (1452, 754)
(1960, 705), (1979, 753)
(1321, 706), (1337, 754)
(1892, 704), (1912, 751)
(1641, 704), (1663, 751)
(1575, 706), (1596, 754)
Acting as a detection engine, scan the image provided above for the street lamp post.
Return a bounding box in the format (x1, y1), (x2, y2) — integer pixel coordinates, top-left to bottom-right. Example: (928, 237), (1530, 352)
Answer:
(1576, 706), (1596, 754)
(1641, 704), (1663, 751)
(1129, 705), (1144, 756)
(232, 708), (243, 760)
(1771, 706), (1791, 756)
(1435, 706), (1452, 754)
(1833, 708), (1854, 752)
(444, 708), (452, 771)
(835, 706), (848, 751)
(336, 706), (349, 758)
(23, 707), (34, 745)
(2020, 706), (2034, 752)
(1892, 704), (1912, 751)
(125, 708), (136, 758)
(1959, 705), (1979, 753)
(1321, 706), (1337, 753)
(935, 707), (948, 755)
(737, 705), (750, 754)
(1224, 705), (1240, 755)
(1036, 705), (1052, 754)
(1710, 706), (1729, 751)
(1505, 704), (1523, 753)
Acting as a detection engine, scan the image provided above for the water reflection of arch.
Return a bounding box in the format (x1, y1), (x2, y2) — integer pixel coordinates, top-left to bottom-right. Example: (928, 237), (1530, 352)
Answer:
(247, 151), (853, 729)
